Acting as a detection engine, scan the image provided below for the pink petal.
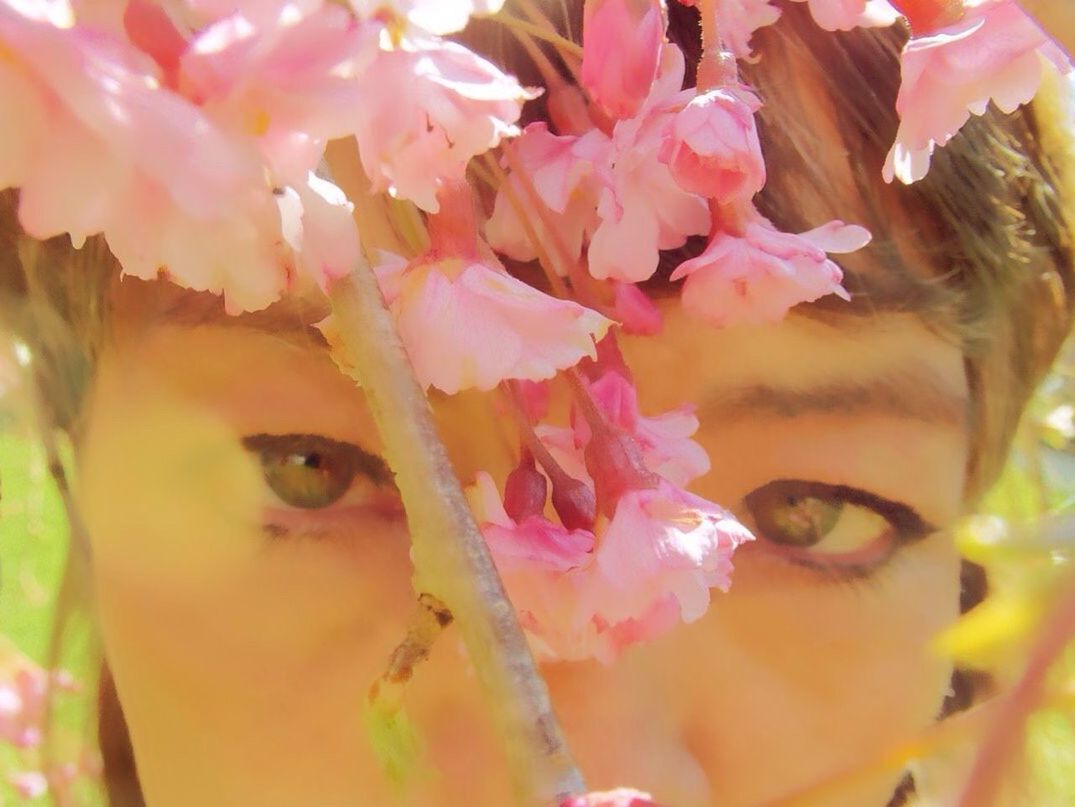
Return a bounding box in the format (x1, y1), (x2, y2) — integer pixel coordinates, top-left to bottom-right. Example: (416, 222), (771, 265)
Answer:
(581, 0), (664, 120)
(390, 259), (611, 392)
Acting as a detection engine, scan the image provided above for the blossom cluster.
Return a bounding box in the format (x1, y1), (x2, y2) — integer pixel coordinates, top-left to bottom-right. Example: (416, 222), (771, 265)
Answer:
(0, 0), (1070, 668)
(0, 0), (532, 311)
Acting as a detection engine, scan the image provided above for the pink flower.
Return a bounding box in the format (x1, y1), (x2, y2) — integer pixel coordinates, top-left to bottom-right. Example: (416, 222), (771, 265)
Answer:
(485, 123), (608, 266)
(671, 215), (869, 326)
(470, 472), (601, 660)
(587, 48), (709, 282)
(560, 787), (665, 807)
(352, 33), (538, 212)
(581, 0), (665, 120)
(660, 86), (765, 202)
(0, 0), (313, 312)
(789, 0), (900, 31)
(472, 463), (751, 662)
(276, 172), (360, 289)
(472, 473), (594, 573)
(178, 0), (370, 180)
(884, 0), (1072, 184)
(472, 465), (751, 663)
(376, 254), (611, 393)
(610, 282), (663, 335)
(583, 371), (710, 487)
(590, 480), (753, 634)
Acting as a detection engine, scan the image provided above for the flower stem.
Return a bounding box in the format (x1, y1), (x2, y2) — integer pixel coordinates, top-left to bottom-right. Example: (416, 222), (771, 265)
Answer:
(327, 252), (585, 805)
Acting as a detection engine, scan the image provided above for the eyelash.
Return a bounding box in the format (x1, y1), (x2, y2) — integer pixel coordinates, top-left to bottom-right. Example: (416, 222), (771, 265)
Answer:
(241, 433), (401, 539)
(742, 479), (936, 582)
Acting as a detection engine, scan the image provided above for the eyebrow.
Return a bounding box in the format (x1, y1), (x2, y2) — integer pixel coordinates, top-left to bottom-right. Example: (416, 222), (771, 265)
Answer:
(700, 367), (967, 427)
(158, 289), (331, 346)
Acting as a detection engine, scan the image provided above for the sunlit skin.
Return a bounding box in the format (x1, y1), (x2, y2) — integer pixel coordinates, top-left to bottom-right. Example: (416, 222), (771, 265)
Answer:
(78, 296), (966, 806)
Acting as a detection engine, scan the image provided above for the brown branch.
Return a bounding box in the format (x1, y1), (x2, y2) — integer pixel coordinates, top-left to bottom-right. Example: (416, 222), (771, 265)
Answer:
(327, 253), (585, 805)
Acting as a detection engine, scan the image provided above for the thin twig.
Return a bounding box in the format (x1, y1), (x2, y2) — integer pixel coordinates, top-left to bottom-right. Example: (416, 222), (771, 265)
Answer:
(480, 152), (572, 299)
(326, 250), (585, 804)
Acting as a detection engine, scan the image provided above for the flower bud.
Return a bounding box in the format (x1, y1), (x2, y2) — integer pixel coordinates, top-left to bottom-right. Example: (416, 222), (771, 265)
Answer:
(504, 452), (548, 521)
(551, 474), (597, 531)
(584, 424), (658, 517)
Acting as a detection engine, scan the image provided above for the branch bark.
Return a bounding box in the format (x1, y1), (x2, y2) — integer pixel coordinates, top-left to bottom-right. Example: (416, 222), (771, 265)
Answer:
(327, 246), (584, 805)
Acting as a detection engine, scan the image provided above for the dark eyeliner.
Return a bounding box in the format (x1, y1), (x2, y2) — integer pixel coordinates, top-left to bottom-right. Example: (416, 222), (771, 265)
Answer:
(241, 433), (395, 489)
(744, 479), (937, 581)
(242, 433), (398, 540)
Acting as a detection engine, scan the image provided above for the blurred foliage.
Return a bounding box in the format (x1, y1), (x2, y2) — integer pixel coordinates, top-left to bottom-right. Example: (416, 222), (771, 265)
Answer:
(0, 369), (101, 804)
(936, 335), (1075, 805)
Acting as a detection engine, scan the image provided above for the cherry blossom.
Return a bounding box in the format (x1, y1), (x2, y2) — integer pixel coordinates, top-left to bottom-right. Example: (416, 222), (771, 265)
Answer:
(0, 0), (365, 312)
(671, 213), (869, 326)
(591, 480), (752, 630)
(275, 172), (361, 289)
(351, 34), (538, 212)
(587, 49), (710, 282)
(485, 123), (608, 266)
(469, 472), (601, 660)
(376, 253), (611, 393)
(581, 371), (710, 487)
(178, 0), (371, 180)
(660, 85), (766, 202)
(884, 0), (1073, 184)
(581, 0), (665, 120)
(470, 471), (752, 663)
(610, 282), (663, 335)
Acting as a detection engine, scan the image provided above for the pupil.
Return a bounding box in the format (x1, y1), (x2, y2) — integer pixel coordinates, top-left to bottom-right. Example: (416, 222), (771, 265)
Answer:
(304, 453), (322, 469)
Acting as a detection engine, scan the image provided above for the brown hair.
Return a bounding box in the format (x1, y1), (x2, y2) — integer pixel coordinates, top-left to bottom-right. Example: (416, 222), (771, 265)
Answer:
(729, 1), (1075, 500)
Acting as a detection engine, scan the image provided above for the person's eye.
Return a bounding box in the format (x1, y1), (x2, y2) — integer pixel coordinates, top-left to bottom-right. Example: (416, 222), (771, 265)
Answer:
(241, 433), (394, 510)
(742, 479), (935, 576)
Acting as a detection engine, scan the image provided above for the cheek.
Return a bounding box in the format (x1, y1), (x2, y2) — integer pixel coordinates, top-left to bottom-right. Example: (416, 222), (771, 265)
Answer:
(655, 539), (961, 806)
(78, 358), (416, 679)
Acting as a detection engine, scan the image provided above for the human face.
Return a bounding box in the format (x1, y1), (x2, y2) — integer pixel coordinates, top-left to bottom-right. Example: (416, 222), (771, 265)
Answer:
(77, 290), (967, 806)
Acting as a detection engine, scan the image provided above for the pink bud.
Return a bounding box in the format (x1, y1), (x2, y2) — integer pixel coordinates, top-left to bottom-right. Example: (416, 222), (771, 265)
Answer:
(551, 475), (597, 531)
(610, 282), (662, 335)
(584, 425), (659, 517)
(660, 87), (766, 203)
(578, 333), (633, 383)
(504, 452), (549, 521)
(581, 0), (665, 120)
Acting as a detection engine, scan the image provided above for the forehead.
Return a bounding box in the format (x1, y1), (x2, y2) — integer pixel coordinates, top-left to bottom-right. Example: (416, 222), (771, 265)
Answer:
(623, 308), (968, 423)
